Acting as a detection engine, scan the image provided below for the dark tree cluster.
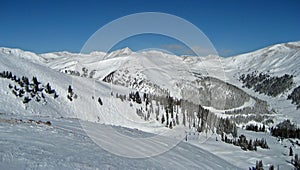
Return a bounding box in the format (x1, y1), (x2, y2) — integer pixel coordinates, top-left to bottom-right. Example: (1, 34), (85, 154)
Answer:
(181, 76), (251, 110)
(224, 97), (272, 125)
(270, 119), (300, 139)
(115, 93), (126, 102)
(288, 85), (300, 109)
(102, 71), (115, 83)
(63, 69), (80, 76)
(129, 91), (142, 104)
(67, 85), (75, 101)
(250, 160), (275, 170)
(239, 72), (294, 97)
(245, 124), (266, 132)
(255, 160), (264, 170)
(217, 118), (236, 135)
(222, 134), (269, 151)
(81, 67), (88, 78)
(102, 70), (170, 97)
(116, 90), (237, 136)
(0, 70), (58, 105)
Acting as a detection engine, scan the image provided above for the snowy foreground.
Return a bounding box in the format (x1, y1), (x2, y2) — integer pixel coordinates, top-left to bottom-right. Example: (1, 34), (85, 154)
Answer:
(0, 115), (239, 170)
(1, 114), (297, 169)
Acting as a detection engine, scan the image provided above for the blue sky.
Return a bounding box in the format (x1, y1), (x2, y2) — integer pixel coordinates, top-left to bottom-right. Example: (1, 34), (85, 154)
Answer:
(1, 0), (300, 57)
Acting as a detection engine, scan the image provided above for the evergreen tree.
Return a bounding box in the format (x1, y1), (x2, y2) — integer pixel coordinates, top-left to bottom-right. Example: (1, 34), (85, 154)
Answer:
(23, 96), (31, 104)
(233, 125), (238, 138)
(135, 91), (142, 104)
(67, 85), (74, 101)
(19, 89), (25, 97)
(32, 76), (38, 85)
(98, 97), (103, 105)
(176, 114), (179, 125)
(295, 154), (299, 168)
(182, 112), (186, 126)
(255, 160), (264, 170)
(248, 139), (253, 150)
(35, 96), (41, 102)
(169, 121), (173, 129)
(161, 114), (165, 124)
(289, 146), (293, 156)
(269, 165), (274, 170)
(8, 72), (12, 79)
(54, 92), (59, 99)
(45, 83), (53, 94)
(68, 85), (73, 95)
(8, 84), (13, 89)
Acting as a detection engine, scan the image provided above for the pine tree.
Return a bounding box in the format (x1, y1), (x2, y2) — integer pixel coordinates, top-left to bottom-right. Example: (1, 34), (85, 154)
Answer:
(182, 112), (186, 126)
(233, 125), (238, 138)
(161, 114), (165, 124)
(32, 76), (38, 85)
(289, 146), (293, 156)
(295, 154), (299, 168)
(135, 91), (142, 104)
(68, 85), (73, 95)
(8, 84), (13, 89)
(8, 72), (12, 79)
(269, 165), (274, 170)
(35, 96), (41, 102)
(176, 114), (179, 125)
(98, 97), (103, 105)
(19, 89), (25, 97)
(248, 139), (253, 150)
(169, 121), (173, 129)
(54, 92), (59, 99)
(166, 112), (169, 127)
(23, 96), (31, 104)
(256, 160), (264, 170)
(67, 85), (74, 101)
(258, 160), (263, 170)
(45, 83), (53, 94)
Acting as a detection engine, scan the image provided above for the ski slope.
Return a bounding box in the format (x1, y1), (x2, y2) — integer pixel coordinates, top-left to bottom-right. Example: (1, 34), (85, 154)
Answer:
(0, 115), (240, 170)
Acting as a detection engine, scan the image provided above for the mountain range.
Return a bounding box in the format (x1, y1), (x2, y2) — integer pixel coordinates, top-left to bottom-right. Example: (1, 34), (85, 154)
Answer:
(1, 41), (300, 169)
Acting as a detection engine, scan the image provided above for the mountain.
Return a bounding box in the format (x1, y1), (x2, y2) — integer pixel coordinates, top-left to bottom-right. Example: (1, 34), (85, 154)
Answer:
(1, 41), (300, 169)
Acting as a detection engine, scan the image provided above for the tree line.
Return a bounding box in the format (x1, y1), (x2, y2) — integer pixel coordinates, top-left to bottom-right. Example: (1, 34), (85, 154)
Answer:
(239, 72), (294, 97)
(115, 90), (238, 136)
(0, 70), (58, 105)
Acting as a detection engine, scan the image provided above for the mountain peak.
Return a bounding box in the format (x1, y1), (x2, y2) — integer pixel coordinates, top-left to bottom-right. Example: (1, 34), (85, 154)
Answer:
(113, 47), (132, 55)
(105, 47), (133, 59)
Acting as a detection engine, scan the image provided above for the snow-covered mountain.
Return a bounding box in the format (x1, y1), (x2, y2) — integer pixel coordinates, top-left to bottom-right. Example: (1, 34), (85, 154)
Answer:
(1, 41), (300, 169)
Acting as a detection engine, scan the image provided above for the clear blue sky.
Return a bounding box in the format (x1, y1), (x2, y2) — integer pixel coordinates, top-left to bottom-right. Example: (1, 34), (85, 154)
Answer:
(1, 0), (300, 57)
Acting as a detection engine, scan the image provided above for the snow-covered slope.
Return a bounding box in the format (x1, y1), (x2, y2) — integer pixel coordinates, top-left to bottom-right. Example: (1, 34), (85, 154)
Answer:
(2, 43), (297, 123)
(183, 41), (300, 123)
(0, 115), (240, 170)
(0, 48), (243, 169)
(224, 41), (300, 82)
(1, 41), (300, 169)
(0, 47), (171, 133)
(223, 42), (300, 124)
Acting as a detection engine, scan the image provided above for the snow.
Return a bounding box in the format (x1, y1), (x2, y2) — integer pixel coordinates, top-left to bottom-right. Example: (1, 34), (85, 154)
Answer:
(1, 41), (300, 169)
(0, 115), (239, 169)
(191, 130), (296, 170)
(203, 97), (256, 119)
(0, 46), (239, 169)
